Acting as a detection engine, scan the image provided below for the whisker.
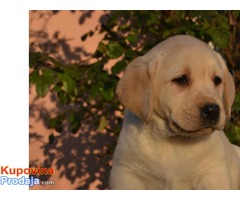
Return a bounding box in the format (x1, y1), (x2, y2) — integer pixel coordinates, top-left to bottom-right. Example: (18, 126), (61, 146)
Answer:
(228, 117), (240, 125)
(224, 117), (240, 134)
(225, 119), (234, 127)
(166, 118), (172, 129)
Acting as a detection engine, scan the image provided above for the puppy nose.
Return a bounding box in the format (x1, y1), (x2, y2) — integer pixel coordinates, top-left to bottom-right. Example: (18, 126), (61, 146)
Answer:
(201, 104), (220, 121)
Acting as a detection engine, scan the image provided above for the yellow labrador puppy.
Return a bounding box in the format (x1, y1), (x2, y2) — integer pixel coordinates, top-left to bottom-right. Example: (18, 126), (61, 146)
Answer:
(110, 35), (240, 189)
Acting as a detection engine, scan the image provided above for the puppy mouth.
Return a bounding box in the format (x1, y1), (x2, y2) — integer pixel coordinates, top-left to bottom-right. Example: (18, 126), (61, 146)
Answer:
(166, 119), (215, 136)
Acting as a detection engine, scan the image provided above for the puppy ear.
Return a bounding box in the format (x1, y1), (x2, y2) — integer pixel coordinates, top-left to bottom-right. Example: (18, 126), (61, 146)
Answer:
(215, 53), (236, 119)
(223, 69), (235, 119)
(116, 57), (157, 123)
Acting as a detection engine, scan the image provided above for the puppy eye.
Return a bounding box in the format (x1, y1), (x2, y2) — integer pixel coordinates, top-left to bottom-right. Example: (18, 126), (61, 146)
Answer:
(173, 75), (188, 85)
(214, 76), (222, 86)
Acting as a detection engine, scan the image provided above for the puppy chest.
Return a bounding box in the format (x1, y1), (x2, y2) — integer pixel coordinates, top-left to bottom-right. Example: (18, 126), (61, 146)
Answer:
(131, 140), (211, 188)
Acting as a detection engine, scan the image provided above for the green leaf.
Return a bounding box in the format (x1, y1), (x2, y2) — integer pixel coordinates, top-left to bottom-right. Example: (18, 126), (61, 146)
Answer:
(42, 69), (54, 77)
(48, 56), (64, 69)
(36, 76), (49, 97)
(126, 33), (137, 44)
(206, 27), (230, 48)
(90, 85), (99, 97)
(97, 71), (108, 81)
(98, 116), (107, 131)
(91, 60), (104, 71)
(49, 115), (64, 132)
(66, 66), (82, 81)
(68, 111), (81, 134)
(215, 14), (229, 30)
(53, 83), (63, 93)
(29, 52), (45, 68)
(29, 70), (39, 84)
(176, 10), (186, 19)
(104, 81), (114, 90)
(227, 125), (240, 145)
(106, 42), (123, 59)
(59, 73), (76, 95)
(57, 90), (67, 105)
(111, 61), (126, 74)
(233, 93), (240, 110)
(101, 90), (114, 101)
(98, 42), (107, 54)
(125, 49), (137, 59)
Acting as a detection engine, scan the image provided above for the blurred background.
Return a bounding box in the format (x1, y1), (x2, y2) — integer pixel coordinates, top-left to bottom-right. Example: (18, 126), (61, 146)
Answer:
(29, 10), (240, 190)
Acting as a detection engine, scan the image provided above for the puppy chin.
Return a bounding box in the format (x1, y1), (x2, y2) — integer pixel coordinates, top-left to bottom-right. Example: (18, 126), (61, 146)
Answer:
(177, 127), (215, 137)
(166, 119), (215, 137)
(151, 115), (220, 138)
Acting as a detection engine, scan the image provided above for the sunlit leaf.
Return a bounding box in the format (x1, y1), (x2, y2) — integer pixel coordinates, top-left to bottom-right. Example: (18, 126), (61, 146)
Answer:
(98, 116), (107, 131)
(36, 76), (49, 97)
(106, 42), (123, 59)
(59, 73), (76, 95)
(98, 42), (107, 54)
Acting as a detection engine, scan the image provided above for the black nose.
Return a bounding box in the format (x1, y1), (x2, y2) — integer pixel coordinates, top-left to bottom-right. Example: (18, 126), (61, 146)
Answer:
(201, 104), (220, 121)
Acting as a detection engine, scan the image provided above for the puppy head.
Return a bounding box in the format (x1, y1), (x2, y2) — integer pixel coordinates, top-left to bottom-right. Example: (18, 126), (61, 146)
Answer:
(117, 35), (235, 137)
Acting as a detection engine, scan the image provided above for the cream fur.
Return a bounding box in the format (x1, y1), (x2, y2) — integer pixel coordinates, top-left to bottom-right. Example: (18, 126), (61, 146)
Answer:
(110, 35), (240, 190)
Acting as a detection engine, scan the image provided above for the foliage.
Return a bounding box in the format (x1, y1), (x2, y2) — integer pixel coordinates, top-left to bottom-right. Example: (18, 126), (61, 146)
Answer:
(30, 11), (240, 147)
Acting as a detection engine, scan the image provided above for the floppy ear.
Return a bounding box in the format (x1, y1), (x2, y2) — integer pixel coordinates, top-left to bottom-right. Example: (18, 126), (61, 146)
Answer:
(116, 57), (157, 123)
(223, 69), (236, 119)
(215, 53), (236, 119)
